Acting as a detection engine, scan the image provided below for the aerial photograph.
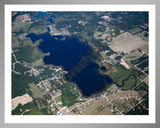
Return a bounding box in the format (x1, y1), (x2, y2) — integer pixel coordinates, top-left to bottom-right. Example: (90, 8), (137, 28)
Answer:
(11, 11), (149, 115)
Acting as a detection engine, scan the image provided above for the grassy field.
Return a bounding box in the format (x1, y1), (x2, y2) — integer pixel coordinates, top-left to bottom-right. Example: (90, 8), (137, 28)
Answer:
(55, 96), (62, 103)
(28, 21), (50, 34)
(109, 65), (138, 90)
(121, 76), (136, 91)
(29, 83), (44, 99)
(140, 44), (148, 55)
(100, 51), (109, 60)
(12, 35), (20, 48)
(34, 58), (44, 66)
(20, 38), (38, 47)
(110, 65), (131, 86)
(129, 27), (142, 34)
(94, 26), (111, 40)
(77, 32), (92, 41)
(124, 50), (143, 62)
(94, 31), (103, 37)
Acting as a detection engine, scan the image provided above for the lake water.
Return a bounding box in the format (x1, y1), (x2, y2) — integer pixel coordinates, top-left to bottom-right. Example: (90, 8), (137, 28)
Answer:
(34, 11), (48, 19)
(34, 11), (56, 24)
(34, 12), (56, 24)
(46, 14), (56, 24)
(26, 30), (113, 97)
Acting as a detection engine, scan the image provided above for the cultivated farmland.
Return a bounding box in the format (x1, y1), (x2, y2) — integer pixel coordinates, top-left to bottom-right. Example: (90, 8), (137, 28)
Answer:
(109, 32), (148, 53)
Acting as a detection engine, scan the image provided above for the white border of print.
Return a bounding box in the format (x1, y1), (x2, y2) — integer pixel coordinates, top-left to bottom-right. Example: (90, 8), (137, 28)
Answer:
(5, 4), (156, 123)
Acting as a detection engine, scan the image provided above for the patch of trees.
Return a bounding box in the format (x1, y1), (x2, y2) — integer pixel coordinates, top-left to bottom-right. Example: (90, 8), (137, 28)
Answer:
(106, 49), (116, 56)
(125, 100), (148, 115)
(97, 25), (106, 33)
(96, 42), (110, 51)
(38, 67), (54, 80)
(14, 63), (30, 73)
(12, 69), (41, 98)
(137, 60), (148, 70)
(130, 68), (145, 78)
(115, 56), (122, 60)
(118, 12), (148, 31)
(28, 21), (50, 33)
(135, 82), (148, 94)
(131, 55), (148, 65)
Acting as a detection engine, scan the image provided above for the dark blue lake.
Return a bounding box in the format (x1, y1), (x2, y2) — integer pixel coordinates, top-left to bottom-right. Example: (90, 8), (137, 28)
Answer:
(34, 11), (48, 19)
(46, 14), (56, 24)
(26, 30), (113, 97)
(34, 12), (56, 24)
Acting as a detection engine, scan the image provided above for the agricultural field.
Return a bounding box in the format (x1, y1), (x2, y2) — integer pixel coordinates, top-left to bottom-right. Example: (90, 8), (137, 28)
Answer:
(109, 32), (148, 53)
(124, 50), (143, 62)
